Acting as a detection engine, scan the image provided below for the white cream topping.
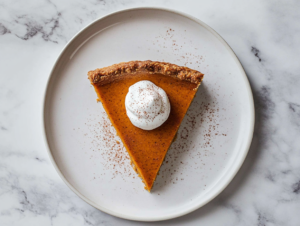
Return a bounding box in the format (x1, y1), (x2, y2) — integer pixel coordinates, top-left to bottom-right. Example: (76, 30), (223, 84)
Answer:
(125, 81), (171, 130)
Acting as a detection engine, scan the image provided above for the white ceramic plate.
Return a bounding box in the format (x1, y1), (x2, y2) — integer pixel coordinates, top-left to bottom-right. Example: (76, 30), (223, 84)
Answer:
(43, 7), (254, 221)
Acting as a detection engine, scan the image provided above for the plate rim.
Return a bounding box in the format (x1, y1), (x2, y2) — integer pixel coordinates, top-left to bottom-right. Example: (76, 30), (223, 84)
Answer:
(42, 6), (255, 222)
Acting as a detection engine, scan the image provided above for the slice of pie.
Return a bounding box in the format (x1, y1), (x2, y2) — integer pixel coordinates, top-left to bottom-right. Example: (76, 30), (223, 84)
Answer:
(87, 60), (204, 191)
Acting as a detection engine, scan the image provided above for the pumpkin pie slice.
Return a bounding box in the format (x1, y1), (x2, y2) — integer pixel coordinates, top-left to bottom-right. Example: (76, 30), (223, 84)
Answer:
(87, 60), (204, 191)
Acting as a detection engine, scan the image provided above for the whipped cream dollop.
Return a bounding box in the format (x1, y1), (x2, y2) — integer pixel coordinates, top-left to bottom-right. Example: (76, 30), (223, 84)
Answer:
(125, 81), (171, 130)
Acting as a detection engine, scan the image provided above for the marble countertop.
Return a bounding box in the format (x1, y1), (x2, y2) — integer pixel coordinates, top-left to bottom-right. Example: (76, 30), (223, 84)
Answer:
(1, 0), (300, 225)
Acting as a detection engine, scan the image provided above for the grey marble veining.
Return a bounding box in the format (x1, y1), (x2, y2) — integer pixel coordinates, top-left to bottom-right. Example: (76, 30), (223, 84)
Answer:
(0, 0), (300, 225)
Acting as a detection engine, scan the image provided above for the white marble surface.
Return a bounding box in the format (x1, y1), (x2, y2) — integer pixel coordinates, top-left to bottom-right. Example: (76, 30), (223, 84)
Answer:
(0, 0), (300, 225)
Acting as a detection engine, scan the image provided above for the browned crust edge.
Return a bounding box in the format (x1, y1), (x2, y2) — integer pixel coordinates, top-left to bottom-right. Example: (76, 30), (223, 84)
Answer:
(87, 60), (204, 86)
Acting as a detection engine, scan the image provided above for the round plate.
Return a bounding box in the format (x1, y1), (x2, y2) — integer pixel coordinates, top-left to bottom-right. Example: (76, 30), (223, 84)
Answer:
(43, 7), (254, 221)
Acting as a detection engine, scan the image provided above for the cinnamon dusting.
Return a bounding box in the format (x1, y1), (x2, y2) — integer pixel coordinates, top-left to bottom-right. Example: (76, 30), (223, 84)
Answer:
(85, 114), (133, 179)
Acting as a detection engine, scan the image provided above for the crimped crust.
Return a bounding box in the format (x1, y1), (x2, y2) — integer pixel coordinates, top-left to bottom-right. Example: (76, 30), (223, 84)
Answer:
(87, 60), (204, 86)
